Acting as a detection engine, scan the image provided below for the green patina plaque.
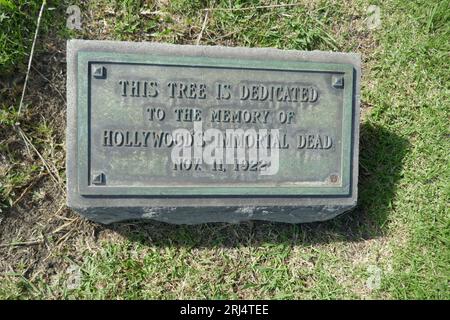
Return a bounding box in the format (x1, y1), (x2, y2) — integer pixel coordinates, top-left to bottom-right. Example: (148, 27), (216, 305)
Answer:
(77, 52), (353, 196)
(66, 40), (360, 224)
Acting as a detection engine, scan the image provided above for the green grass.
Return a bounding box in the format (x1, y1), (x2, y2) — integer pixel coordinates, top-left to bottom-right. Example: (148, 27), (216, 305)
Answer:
(0, 0), (62, 74)
(0, 0), (65, 211)
(0, 0), (39, 74)
(0, 0), (449, 299)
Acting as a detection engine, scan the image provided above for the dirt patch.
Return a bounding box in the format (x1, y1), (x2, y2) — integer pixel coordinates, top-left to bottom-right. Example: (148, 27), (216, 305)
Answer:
(0, 34), (96, 281)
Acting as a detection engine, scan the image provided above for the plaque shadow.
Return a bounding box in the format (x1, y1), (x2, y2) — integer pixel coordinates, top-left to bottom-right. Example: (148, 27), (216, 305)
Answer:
(104, 122), (408, 247)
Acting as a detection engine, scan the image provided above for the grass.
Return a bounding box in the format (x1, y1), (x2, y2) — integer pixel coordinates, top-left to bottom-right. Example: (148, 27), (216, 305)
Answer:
(0, 0), (449, 299)
(0, 0), (40, 74)
(0, 0), (63, 74)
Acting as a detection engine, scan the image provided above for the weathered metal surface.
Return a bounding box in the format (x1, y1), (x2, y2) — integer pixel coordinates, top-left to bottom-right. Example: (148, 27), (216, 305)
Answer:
(66, 40), (360, 224)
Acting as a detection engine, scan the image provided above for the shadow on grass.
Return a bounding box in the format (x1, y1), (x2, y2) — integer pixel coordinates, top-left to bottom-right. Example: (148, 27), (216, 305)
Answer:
(106, 122), (408, 247)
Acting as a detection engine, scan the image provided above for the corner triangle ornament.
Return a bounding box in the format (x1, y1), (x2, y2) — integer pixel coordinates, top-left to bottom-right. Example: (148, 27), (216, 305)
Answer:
(92, 66), (106, 79)
(332, 75), (344, 88)
(92, 172), (105, 185)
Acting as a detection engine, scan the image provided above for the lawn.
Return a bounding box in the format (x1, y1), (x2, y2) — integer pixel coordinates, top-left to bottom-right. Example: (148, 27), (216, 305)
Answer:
(0, 0), (448, 299)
